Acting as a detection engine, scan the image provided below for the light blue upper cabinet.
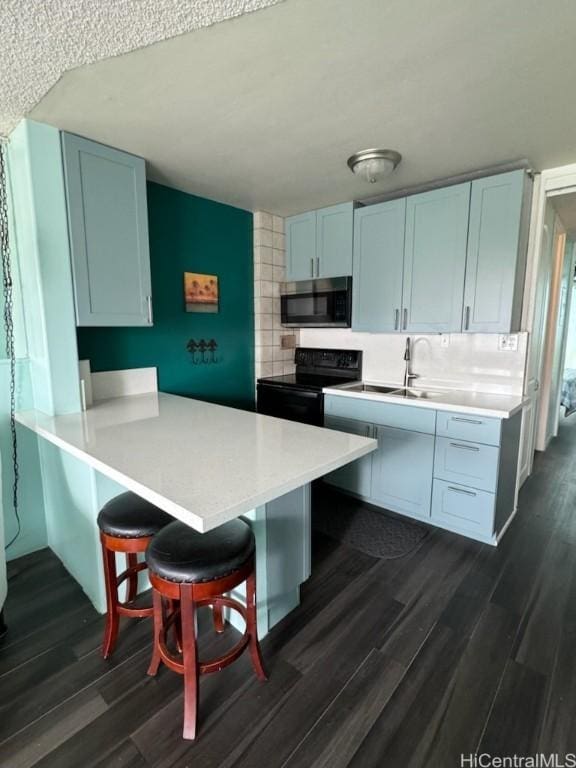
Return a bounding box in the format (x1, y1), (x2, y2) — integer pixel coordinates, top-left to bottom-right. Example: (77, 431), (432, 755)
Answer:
(285, 211), (317, 281)
(316, 202), (354, 278)
(61, 133), (152, 327)
(352, 199), (406, 332)
(463, 170), (529, 333)
(285, 203), (354, 281)
(402, 183), (471, 333)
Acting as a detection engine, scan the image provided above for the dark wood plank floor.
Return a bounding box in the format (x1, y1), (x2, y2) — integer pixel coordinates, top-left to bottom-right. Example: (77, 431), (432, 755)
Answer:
(3, 416), (576, 767)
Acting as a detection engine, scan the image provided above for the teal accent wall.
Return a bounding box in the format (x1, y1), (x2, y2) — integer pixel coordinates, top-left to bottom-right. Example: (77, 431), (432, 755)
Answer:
(77, 182), (255, 409)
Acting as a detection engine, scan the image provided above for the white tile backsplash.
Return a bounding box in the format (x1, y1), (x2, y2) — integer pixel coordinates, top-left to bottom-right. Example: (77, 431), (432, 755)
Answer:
(253, 211), (297, 385)
(299, 329), (528, 396)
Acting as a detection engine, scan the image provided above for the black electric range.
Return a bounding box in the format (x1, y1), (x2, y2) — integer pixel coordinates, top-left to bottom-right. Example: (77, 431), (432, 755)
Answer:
(256, 348), (362, 426)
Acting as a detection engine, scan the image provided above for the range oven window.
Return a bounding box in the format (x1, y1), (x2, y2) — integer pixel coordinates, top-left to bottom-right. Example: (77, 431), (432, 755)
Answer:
(256, 384), (323, 426)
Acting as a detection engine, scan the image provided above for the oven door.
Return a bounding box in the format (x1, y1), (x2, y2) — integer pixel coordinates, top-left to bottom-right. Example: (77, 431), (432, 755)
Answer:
(257, 384), (323, 426)
(280, 278), (351, 328)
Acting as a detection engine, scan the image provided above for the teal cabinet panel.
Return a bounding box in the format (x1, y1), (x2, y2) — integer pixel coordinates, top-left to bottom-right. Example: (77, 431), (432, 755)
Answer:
(434, 436), (499, 493)
(317, 202), (354, 278)
(436, 411), (502, 447)
(62, 132), (152, 327)
(463, 170), (528, 332)
(371, 426), (434, 519)
(431, 479), (495, 538)
(324, 416), (373, 496)
(324, 394), (436, 434)
(285, 211), (317, 281)
(352, 199), (406, 332)
(402, 183), (470, 332)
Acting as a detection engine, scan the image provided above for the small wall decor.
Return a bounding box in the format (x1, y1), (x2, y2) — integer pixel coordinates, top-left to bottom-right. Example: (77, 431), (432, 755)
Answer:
(187, 338), (218, 364)
(184, 272), (219, 313)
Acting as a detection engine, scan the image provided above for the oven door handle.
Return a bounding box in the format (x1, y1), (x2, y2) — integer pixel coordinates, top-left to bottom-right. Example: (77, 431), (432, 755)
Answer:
(257, 384), (321, 398)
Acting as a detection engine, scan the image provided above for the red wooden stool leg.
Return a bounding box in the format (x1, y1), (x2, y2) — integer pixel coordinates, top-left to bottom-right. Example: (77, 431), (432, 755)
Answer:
(126, 552), (139, 603)
(213, 602), (225, 633)
(246, 570), (267, 681)
(147, 589), (164, 677)
(180, 584), (199, 740)
(101, 539), (120, 659)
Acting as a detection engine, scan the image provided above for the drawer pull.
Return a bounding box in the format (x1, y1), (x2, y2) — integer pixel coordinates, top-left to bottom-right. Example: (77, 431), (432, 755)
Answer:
(449, 442), (480, 452)
(451, 417), (483, 425)
(447, 486), (477, 497)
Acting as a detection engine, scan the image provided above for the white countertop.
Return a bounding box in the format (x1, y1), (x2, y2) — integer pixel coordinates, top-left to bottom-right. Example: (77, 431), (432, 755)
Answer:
(323, 382), (526, 419)
(16, 392), (376, 533)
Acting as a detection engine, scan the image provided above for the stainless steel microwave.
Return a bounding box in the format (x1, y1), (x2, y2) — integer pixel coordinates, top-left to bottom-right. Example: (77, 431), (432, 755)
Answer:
(280, 277), (352, 328)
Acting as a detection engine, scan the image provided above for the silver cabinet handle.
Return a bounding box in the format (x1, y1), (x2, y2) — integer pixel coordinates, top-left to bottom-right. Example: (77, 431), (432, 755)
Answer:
(451, 417), (483, 425)
(394, 309), (399, 330)
(403, 308), (408, 330)
(464, 305), (470, 330)
(310, 257), (314, 278)
(316, 257), (320, 277)
(449, 442), (480, 452)
(448, 486), (477, 497)
(146, 295), (153, 324)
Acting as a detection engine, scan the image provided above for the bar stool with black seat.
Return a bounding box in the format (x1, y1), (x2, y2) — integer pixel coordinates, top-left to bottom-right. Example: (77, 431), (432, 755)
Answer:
(145, 518), (267, 740)
(97, 492), (174, 659)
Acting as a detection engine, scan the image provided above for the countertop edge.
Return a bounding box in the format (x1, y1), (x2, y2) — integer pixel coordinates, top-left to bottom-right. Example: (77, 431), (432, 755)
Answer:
(322, 386), (526, 419)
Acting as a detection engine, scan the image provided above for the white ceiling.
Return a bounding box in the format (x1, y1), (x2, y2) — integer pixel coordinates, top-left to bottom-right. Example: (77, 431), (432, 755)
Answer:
(26, 0), (576, 215)
(0, 0), (282, 136)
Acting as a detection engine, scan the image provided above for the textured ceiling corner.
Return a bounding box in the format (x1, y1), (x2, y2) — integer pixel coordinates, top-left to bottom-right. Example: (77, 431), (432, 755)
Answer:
(0, 0), (283, 136)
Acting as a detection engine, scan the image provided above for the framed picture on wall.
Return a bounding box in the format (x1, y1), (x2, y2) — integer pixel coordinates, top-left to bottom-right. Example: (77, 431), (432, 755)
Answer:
(184, 272), (219, 313)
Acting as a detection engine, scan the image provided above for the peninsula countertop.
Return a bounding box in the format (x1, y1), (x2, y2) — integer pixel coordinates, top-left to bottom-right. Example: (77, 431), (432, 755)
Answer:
(16, 392), (376, 533)
(323, 382), (526, 419)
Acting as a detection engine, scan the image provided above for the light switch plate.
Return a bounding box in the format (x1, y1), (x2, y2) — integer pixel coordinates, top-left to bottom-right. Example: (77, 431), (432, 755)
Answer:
(498, 334), (519, 352)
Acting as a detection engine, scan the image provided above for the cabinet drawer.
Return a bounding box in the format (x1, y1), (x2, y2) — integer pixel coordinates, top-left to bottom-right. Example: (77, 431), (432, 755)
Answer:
(435, 411), (501, 446)
(434, 437), (499, 492)
(324, 395), (436, 434)
(431, 479), (495, 537)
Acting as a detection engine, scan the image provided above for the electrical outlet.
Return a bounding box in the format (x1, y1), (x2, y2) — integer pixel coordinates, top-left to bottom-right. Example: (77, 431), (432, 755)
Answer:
(440, 334), (450, 348)
(498, 334), (518, 352)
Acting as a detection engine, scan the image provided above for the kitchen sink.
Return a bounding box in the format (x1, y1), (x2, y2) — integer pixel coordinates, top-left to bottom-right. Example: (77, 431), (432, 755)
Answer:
(340, 383), (400, 395)
(389, 388), (443, 400)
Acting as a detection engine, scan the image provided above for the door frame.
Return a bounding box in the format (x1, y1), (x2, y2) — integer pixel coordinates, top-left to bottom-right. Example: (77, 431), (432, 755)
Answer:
(520, 163), (576, 481)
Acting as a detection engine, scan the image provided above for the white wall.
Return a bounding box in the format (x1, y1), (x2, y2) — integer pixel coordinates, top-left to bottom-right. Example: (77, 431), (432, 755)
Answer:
(299, 329), (528, 396)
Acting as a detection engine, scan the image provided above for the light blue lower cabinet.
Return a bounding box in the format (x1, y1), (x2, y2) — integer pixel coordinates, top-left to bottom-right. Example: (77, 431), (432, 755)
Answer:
(324, 416), (373, 497)
(371, 426), (434, 520)
(431, 479), (495, 541)
(321, 396), (520, 544)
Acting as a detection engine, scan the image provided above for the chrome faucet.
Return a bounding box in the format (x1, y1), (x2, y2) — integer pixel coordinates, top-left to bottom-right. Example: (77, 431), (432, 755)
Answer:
(403, 337), (419, 389)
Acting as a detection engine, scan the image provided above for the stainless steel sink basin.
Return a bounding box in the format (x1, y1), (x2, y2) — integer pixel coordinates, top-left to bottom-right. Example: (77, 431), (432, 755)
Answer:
(340, 383), (400, 395)
(389, 388), (443, 400)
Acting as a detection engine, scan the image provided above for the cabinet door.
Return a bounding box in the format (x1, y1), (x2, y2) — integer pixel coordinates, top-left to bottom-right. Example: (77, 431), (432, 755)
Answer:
(402, 183), (470, 332)
(463, 170), (527, 332)
(371, 426), (434, 519)
(317, 202), (354, 278)
(323, 416), (373, 497)
(285, 211), (317, 281)
(352, 199), (406, 332)
(62, 133), (152, 327)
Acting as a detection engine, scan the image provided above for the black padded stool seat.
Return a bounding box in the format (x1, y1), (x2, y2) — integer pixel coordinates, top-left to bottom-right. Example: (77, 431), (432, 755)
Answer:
(146, 519), (255, 583)
(97, 492), (174, 539)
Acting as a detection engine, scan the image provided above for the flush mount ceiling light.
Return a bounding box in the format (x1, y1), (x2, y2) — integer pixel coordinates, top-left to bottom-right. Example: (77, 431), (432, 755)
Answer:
(347, 148), (402, 183)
